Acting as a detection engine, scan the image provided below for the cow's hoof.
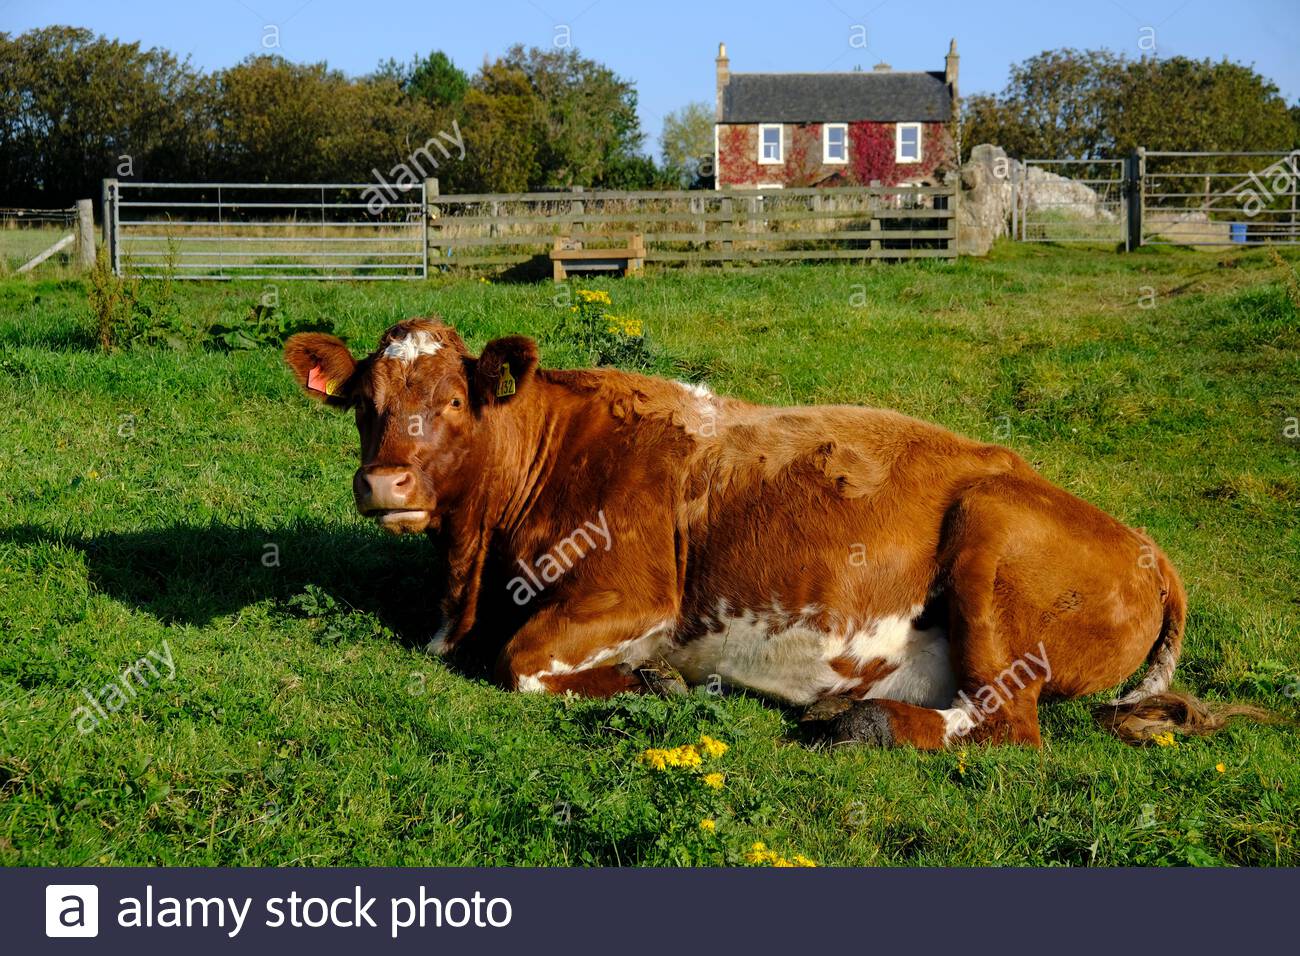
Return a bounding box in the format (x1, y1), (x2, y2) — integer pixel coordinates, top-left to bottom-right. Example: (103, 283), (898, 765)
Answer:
(829, 701), (895, 748)
(635, 659), (688, 697)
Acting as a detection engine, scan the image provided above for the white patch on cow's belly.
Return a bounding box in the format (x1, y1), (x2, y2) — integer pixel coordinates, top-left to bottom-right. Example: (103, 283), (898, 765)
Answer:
(666, 604), (955, 707)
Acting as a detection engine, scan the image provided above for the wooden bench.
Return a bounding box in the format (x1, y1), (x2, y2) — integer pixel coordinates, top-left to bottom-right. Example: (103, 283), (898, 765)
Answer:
(549, 233), (645, 281)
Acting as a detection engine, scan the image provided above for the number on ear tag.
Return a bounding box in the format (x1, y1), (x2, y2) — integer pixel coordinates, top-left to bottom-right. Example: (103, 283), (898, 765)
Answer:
(496, 361), (516, 398)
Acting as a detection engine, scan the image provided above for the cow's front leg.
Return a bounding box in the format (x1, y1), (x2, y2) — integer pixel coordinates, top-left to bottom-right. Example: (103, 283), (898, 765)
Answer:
(496, 604), (675, 697)
(425, 525), (489, 656)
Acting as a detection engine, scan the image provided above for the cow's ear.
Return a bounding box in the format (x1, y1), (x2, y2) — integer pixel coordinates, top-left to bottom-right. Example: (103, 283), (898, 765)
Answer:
(473, 335), (539, 406)
(284, 333), (356, 406)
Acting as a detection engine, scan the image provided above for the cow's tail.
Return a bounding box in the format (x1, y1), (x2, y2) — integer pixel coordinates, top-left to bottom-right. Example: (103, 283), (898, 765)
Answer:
(1092, 545), (1272, 745)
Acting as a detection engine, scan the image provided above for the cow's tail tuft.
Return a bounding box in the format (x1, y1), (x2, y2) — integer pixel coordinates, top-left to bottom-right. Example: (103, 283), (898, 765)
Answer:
(1092, 545), (1272, 745)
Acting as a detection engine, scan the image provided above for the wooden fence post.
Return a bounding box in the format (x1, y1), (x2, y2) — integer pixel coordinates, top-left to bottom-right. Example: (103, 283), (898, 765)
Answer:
(424, 177), (439, 263)
(76, 199), (95, 269)
(944, 172), (958, 259)
(571, 186), (585, 237)
(720, 194), (733, 254)
(1125, 148), (1144, 252)
(101, 178), (117, 269)
(869, 180), (882, 255)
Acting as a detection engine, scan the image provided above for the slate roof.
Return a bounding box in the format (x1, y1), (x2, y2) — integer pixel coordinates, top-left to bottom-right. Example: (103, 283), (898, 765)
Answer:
(721, 71), (952, 123)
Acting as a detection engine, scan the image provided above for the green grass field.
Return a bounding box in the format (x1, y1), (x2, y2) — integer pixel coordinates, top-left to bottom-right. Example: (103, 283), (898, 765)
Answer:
(2, 243), (1298, 866)
(0, 225), (75, 276)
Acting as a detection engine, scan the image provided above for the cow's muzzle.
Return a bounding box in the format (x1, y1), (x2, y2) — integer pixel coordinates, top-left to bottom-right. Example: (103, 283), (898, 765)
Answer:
(354, 466), (433, 533)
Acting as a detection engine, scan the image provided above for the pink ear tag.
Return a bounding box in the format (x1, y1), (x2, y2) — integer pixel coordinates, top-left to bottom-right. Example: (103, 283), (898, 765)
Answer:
(307, 363), (338, 396)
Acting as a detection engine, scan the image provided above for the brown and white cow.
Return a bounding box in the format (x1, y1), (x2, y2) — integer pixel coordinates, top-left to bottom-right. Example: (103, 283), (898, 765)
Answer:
(284, 317), (1253, 748)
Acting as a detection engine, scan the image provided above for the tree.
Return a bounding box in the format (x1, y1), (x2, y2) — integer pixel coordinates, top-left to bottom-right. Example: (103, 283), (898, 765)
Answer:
(458, 62), (543, 193)
(1109, 56), (1295, 154)
(212, 55), (436, 183)
(659, 102), (715, 186)
(961, 48), (1297, 160)
(375, 50), (469, 107)
(960, 49), (1124, 159)
(0, 26), (207, 205)
(497, 45), (644, 188)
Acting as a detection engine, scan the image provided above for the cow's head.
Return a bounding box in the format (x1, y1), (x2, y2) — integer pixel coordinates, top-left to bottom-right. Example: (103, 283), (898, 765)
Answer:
(284, 318), (538, 534)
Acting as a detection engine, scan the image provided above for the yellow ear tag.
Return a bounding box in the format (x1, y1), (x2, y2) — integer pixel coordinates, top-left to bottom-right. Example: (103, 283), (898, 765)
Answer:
(496, 361), (516, 398)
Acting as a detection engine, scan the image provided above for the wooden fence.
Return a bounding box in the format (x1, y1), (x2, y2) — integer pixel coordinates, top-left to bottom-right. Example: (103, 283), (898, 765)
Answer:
(425, 183), (957, 269)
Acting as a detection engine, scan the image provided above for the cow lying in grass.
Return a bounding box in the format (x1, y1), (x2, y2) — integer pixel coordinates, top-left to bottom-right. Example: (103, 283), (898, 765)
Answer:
(285, 318), (1260, 748)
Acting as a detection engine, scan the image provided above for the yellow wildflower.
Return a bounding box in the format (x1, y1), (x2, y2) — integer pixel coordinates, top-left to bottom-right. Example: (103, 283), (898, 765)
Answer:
(1215, 763), (1226, 773)
(702, 772), (725, 790)
(957, 748), (968, 777)
(576, 288), (611, 304)
(604, 315), (643, 337)
(664, 744), (701, 768)
(745, 841), (815, 867)
(640, 744), (701, 770)
(639, 748), (669, 771)
(1152, 732), (1178, 748)
(699, 819), (716, 832)
(698, 735), (728, 758)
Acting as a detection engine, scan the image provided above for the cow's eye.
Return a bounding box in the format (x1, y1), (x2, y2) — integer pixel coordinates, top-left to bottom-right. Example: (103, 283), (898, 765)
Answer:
(449, 397), (462, 409)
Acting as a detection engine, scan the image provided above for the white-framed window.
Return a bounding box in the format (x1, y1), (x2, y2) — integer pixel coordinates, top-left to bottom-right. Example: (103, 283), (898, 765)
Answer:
(823, 123), (848, 164)
(758, 123), (783, 164)
(896, 122), (922, 163)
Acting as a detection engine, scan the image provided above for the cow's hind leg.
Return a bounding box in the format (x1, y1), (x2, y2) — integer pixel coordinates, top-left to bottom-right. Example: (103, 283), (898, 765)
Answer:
(824, 690), (1043, 749)
(821, 487), (1053, 749)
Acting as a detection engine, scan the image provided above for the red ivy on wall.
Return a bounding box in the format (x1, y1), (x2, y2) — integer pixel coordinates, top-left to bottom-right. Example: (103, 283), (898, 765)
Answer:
(848, 122), (949, 186)
(717, 121), (953, 187)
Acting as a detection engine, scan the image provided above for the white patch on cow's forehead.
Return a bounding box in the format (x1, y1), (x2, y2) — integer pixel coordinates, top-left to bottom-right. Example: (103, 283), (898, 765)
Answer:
(383, 329), (443, 362)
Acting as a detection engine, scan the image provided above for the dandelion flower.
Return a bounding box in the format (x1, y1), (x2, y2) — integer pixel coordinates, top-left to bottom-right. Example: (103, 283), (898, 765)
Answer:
(745, 841), (813, 867)
(702, 772), (725, 790)
(698, 735), (728, 758)
(639, 748), (669, 771)
(665, 744), (702, 768)
(699, 819), (716, 832)
(1153, 732), (1178, 748)
(1215, 763), (1226, 773)
(745, 842), (776, 865)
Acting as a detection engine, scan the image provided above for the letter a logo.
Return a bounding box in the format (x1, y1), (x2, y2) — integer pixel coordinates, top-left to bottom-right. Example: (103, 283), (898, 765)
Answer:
(45, 885), (99, 937)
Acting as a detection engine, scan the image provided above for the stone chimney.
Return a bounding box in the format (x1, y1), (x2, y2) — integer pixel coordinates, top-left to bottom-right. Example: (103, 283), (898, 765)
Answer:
(945, 38), (959, 107)
(715, 42), (730, 121)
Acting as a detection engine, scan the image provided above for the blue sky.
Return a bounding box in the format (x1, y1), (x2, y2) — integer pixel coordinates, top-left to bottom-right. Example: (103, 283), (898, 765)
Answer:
(6, 0), (1298, 157)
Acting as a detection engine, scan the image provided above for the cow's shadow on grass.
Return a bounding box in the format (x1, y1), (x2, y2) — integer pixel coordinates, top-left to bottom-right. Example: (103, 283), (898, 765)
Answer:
(1, 521), (508, 678)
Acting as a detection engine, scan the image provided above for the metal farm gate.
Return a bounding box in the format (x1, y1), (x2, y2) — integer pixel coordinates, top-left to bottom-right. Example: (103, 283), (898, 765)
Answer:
(1138, 149), (1300, 247)
(106, 181), (427, 280)
(1013, 159), (1127, 244)
(1014, 149), (1300, 250)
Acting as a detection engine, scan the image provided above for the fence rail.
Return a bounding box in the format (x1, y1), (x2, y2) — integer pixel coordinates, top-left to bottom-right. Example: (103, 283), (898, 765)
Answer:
(109, 181), (427, 280)
(428, 183), (957, 268)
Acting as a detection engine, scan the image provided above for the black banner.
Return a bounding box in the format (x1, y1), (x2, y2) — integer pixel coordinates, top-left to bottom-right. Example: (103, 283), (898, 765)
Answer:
(7, 867), (1295, 952)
